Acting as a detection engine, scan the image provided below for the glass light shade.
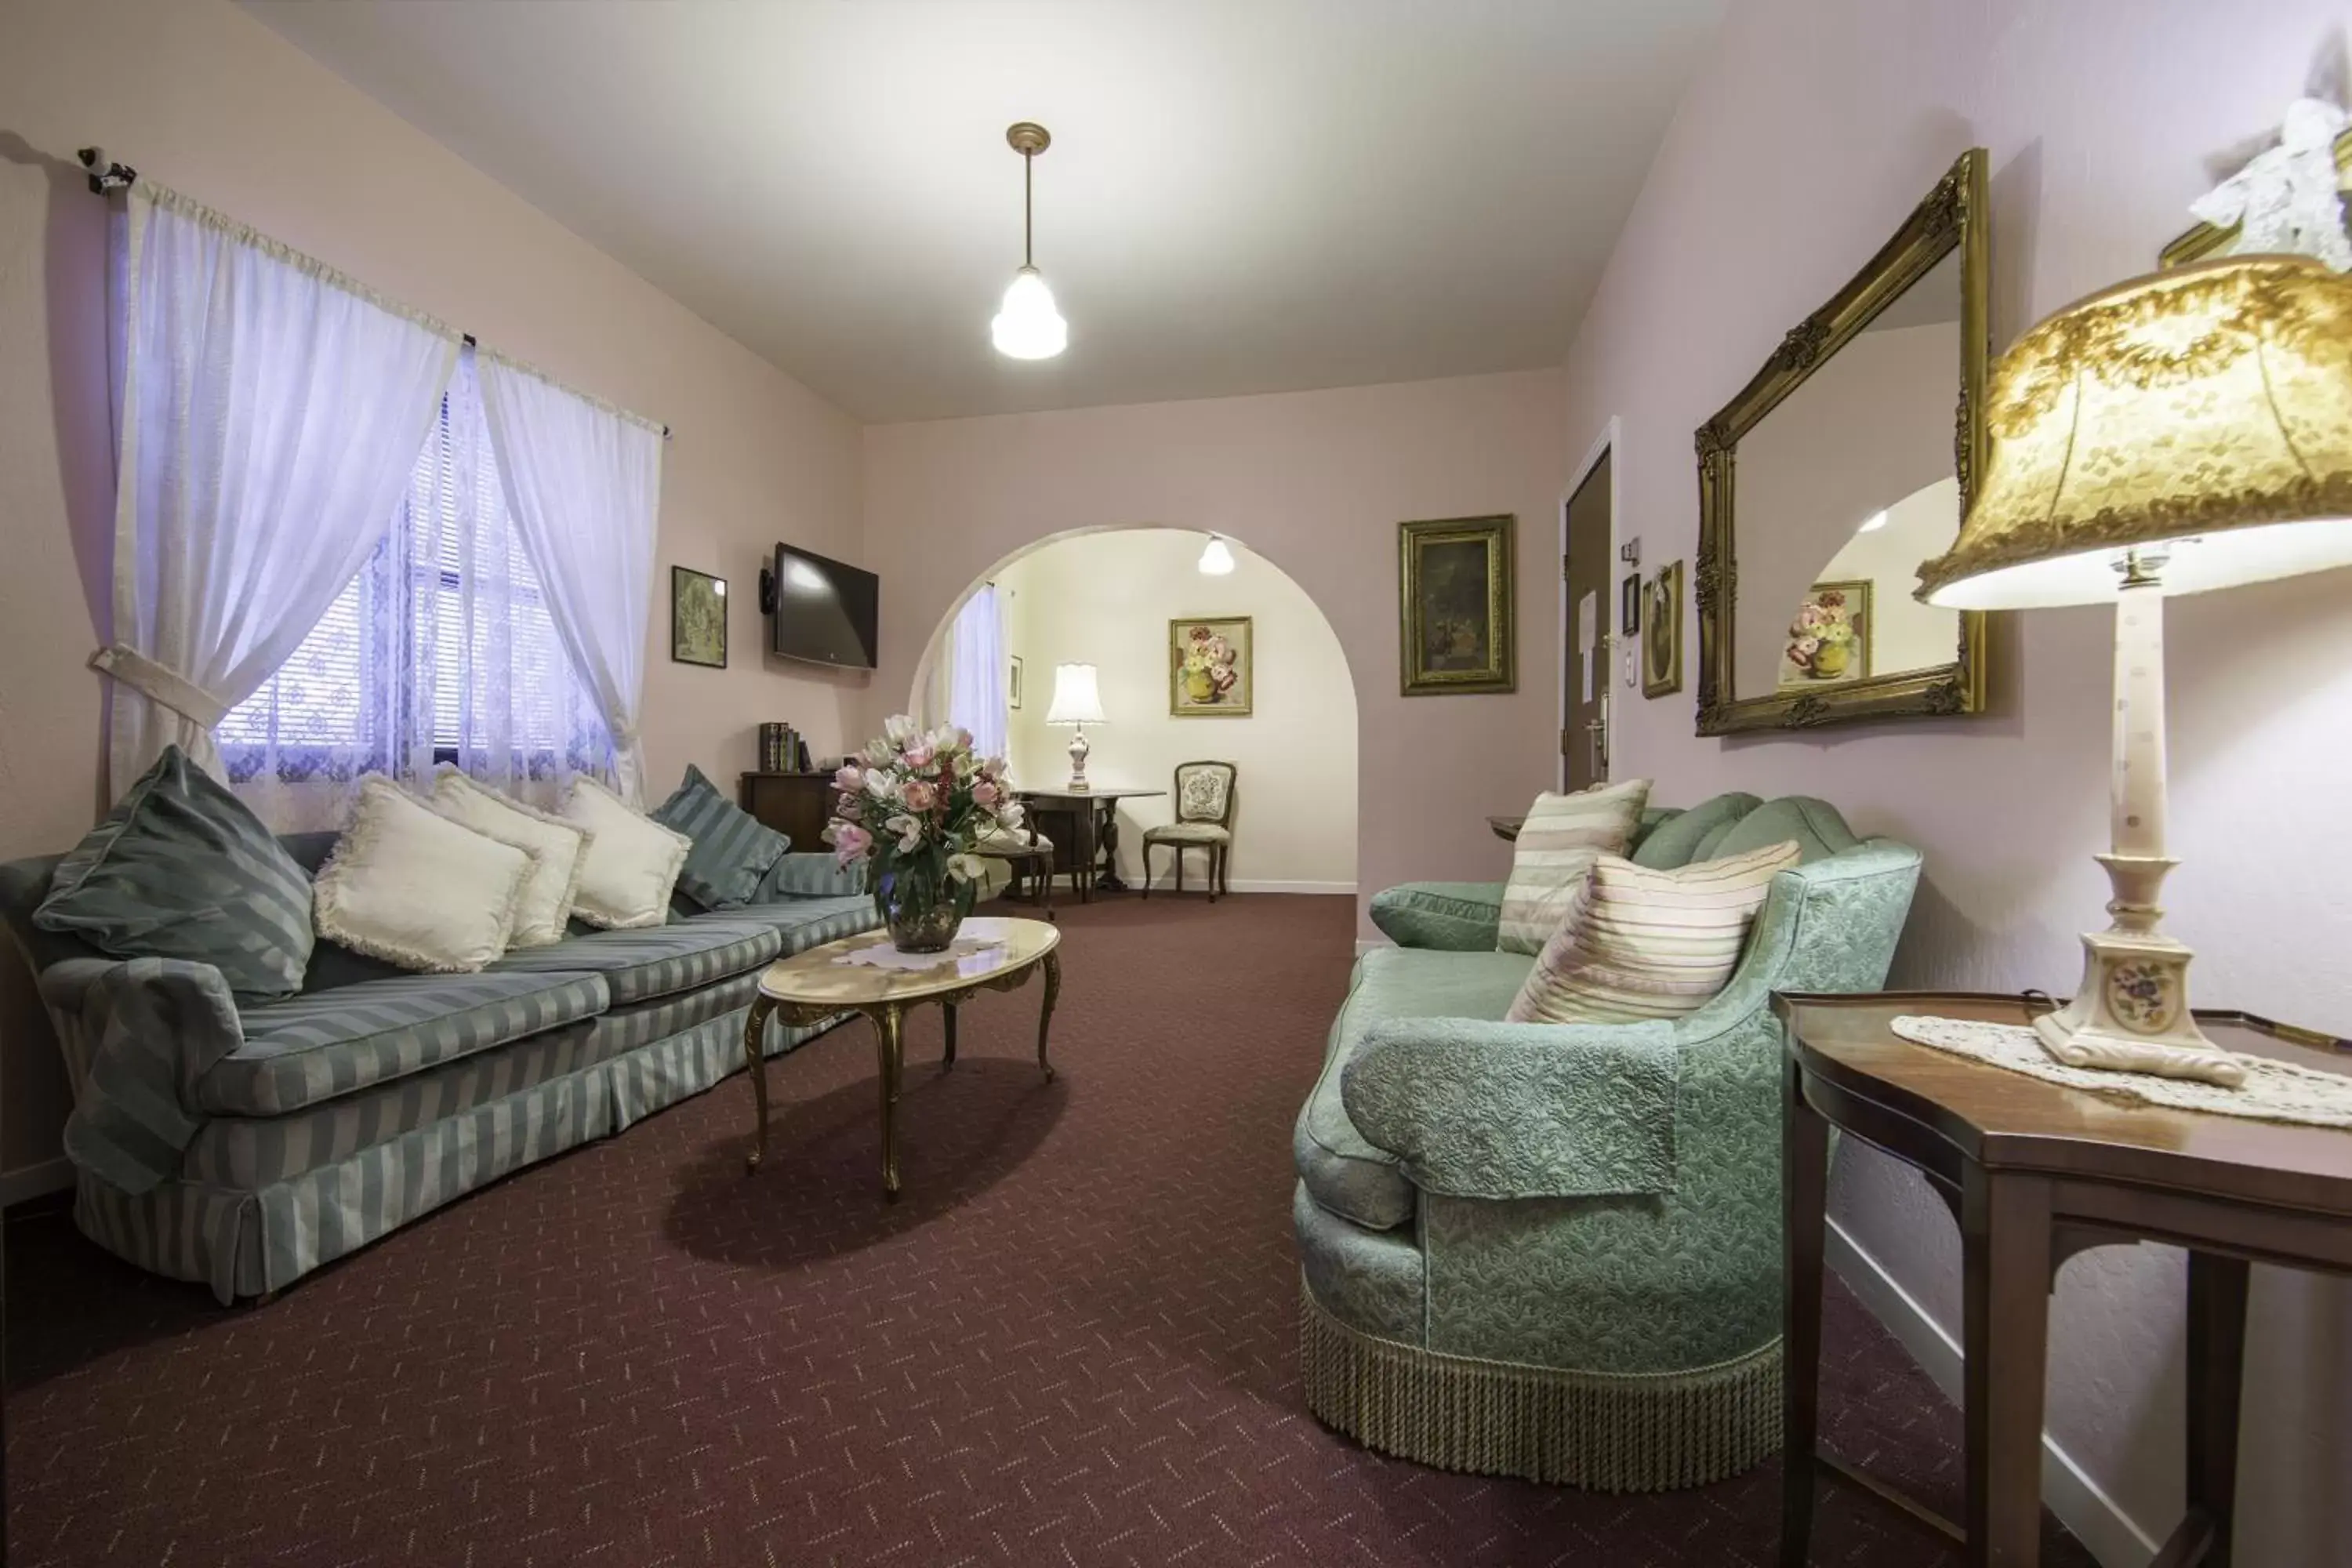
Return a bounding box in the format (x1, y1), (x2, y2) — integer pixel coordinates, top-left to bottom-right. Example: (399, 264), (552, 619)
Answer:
(991, 267), (1068, 360)
(1044, 662), (1106, 725)
(1197, 535), (1236, 575)
(1918, 256), (2352, 609)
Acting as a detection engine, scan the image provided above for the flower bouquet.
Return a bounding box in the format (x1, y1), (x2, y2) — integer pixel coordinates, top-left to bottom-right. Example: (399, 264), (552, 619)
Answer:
(826, 717), (1025, 952)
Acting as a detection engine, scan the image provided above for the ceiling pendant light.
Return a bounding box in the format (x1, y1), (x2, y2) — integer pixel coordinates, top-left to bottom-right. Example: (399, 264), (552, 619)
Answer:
(1197, 534), (1236, 575)
(992, 122), (1069, 360)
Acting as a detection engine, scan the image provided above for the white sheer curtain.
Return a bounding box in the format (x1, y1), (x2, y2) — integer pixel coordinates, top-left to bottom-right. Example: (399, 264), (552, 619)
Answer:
(945, 585), (1010, 762)
(100, 183), (459, 796)
(218, 354), (613, 826)
(477, 354), (664, 804)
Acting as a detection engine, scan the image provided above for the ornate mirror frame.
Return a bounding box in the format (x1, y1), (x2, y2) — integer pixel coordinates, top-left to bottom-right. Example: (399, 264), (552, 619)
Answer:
(1693, 147), (1991, 735)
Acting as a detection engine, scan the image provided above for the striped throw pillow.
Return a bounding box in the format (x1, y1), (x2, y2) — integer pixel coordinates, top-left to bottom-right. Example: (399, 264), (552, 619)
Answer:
(651, 764), (790, 910)
(33, 745), (314, 1000)
(1506, 839), (1801, 1025)
(1496, 779), (1651, 954)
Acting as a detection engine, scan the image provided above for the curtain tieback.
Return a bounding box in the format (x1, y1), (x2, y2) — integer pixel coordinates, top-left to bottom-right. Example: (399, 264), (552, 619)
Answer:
(89, 645), (231, 730)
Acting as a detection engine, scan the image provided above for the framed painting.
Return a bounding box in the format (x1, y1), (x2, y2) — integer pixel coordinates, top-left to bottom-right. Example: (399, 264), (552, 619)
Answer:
(1620, 571), (1642, 636)
(1777, 579), (1873, 689)
(1008, 654), (1025, 710)
(1170, 617), (1253, 717)
(670, 565), (727, 669)
(1642, 561), (1683, 699)
(1399, 514), (1515, 695)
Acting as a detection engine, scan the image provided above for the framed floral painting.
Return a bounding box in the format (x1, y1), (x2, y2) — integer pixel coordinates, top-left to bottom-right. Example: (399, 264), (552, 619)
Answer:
(1170, 617), (1253, 717)
(1777, 580), (1873, 689)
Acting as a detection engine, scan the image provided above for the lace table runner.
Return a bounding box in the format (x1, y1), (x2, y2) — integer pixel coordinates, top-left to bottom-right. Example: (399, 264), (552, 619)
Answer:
(836, 938), (1007, 973)
(1891, 1015), (2352, 1130)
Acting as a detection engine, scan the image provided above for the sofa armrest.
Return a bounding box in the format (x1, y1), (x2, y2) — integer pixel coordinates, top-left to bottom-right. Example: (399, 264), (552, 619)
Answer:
(44, 956), (245, 1195)
(1341, 1016), (1678, 1200)
(1367, 882), (1504, 951)
(762, 851), (871, 900)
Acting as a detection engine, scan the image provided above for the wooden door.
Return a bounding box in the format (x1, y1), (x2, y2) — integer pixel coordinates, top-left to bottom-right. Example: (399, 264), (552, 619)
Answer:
(1563, 449), (1613, 789)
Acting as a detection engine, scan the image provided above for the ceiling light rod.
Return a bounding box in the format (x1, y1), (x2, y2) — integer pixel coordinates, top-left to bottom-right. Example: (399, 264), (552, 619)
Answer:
(993, 122), (1069, 360)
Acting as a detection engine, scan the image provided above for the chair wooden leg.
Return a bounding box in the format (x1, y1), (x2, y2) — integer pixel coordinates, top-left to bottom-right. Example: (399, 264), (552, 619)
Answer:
(1141, 841), (1153, 899)
(1208, 846), (1220, 903)
(1040, 856), (1055, 922)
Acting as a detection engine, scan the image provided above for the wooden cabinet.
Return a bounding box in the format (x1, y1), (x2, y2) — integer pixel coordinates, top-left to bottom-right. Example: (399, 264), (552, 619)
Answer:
(737, 771), (837, 851)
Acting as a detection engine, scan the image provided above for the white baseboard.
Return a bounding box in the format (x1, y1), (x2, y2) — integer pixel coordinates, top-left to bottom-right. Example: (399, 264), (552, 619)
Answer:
(1, 1156), (73, 1209)
(1824, 1217), (2162, 1568)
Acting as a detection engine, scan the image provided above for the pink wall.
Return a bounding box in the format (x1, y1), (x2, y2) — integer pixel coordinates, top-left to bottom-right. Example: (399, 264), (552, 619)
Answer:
(0, 0), (866, 1175)
(1562, 0), (2352, 1559)
(862, 368), (1569, 936)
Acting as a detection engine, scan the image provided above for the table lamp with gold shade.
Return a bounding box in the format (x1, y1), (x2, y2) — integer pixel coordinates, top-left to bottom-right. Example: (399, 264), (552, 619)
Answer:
(1918, 255), (2352, 1087)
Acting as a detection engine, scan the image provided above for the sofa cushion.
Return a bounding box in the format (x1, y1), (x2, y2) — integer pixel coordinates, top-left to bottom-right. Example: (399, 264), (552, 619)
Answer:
(1295, 946), (1532, 1231)
(1710, 795), (1859, 865)
(1507, 840), (1801, 1025)
(492, 918), (780, 1007)
(1497, 779), (1650, 954)
(1629, 793), (1764, 869)
(34, 746), (314, 1002)
(314, 778), (533, 974)
(185, 1015), (612, 1187)
(205, 969), (610, 1116)
(688, 895), (880, 956)
(429, 770), (593, 947)
(1367, 882), (1503, 952)
(652, 764), (791, 910)
(561, 778), (691, 929)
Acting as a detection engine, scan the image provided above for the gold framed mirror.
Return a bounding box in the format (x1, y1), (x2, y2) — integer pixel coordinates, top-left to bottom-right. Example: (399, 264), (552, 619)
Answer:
(1693, 147), (1991, 735)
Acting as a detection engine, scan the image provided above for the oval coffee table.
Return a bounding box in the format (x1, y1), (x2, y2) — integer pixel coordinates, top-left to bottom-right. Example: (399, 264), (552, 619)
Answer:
(740, 916), (1062, 1198)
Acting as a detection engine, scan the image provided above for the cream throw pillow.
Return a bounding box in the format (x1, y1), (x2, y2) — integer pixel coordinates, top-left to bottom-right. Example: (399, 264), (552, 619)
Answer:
(430, 769), (592, 948)
(1496, 779), (1652, 954)
(561, 777), (691, 930)
(1506, 839), (1802, 1025)
(315, 778), (533, 973)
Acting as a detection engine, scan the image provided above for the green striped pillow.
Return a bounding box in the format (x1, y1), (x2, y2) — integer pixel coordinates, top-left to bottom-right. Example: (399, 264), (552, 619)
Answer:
(652, 764), (790, 909)
(33, 746), (314, 1000)
(1505, 839), (1799, 1025)
(1496, 779), (1650, 954)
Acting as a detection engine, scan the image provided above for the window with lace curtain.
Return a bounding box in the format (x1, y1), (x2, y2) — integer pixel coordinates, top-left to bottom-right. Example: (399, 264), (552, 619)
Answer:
(218, 352), (612, 828)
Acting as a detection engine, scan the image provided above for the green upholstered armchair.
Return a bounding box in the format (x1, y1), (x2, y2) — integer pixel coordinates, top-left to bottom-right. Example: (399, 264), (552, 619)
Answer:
(1293, 795), (1920, 1490)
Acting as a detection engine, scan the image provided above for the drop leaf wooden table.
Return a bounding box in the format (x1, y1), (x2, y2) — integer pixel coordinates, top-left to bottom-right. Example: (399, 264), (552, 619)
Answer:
(1776, 990), (2352, 1568)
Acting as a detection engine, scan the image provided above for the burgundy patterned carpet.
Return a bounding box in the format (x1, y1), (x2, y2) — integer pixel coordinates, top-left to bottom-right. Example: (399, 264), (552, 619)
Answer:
(4, 892), (2091, 1567)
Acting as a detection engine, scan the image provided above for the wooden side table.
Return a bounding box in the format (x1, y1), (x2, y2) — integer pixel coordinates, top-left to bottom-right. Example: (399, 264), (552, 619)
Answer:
(1776, 991), (2352, 1568)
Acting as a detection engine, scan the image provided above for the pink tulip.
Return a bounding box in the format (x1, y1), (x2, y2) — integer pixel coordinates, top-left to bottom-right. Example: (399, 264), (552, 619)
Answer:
(973, 779), (1000, 806)
(902, 779), (937, 812)
(834, 764), (863, 793)
(902, 743), (935, 770)
(832, 822), (872, 864)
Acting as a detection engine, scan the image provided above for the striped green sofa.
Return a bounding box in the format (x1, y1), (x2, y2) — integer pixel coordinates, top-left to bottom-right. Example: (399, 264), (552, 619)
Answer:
(0, 833), (880, 1304)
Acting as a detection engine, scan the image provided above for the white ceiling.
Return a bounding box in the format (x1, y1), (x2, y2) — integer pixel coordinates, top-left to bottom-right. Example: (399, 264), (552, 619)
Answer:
(240, 0), (1726, 423)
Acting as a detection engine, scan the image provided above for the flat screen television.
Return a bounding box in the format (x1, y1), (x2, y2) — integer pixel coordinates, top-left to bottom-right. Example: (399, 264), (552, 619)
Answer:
(765, 542), (880, 670)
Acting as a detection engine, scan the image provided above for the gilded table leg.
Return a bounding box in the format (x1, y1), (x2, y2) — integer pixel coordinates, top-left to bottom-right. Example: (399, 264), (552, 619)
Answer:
(942, 1001), (958, 1071)
(742, 995), (778, 1174)
(874, 1004), (906, 1200)
(1036, 952), (1061, 1081)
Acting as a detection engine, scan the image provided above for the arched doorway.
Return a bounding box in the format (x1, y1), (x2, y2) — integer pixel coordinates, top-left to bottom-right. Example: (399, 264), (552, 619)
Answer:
(909, 526), (1359, 896)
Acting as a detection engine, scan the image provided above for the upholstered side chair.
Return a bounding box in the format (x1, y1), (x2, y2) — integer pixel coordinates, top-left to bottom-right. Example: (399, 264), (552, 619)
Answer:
(1142, 760), (1237, 902)
(976, 822), (1058, 920)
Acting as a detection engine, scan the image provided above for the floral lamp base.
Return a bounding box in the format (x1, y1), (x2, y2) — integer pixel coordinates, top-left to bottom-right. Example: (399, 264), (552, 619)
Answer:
(2034, 925), (2245, 1087)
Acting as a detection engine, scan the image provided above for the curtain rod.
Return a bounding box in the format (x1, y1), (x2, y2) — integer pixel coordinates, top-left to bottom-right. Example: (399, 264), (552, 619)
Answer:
(81, 148), (672, 441)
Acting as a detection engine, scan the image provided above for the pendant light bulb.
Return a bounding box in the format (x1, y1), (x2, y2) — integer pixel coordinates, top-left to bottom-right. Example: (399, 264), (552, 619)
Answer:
(993, 267), (1068, 360)
(993, 122), (1068, 361)
(1198, 535), (1237, 575)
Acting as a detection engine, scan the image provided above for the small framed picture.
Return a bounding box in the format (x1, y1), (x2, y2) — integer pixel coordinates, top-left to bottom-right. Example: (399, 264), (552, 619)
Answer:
(1642, 561), (1683, 699)
(1620, 572), (1641, 637)
(1008, 654), (1025, 710)
(671, 565), (727, 669)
